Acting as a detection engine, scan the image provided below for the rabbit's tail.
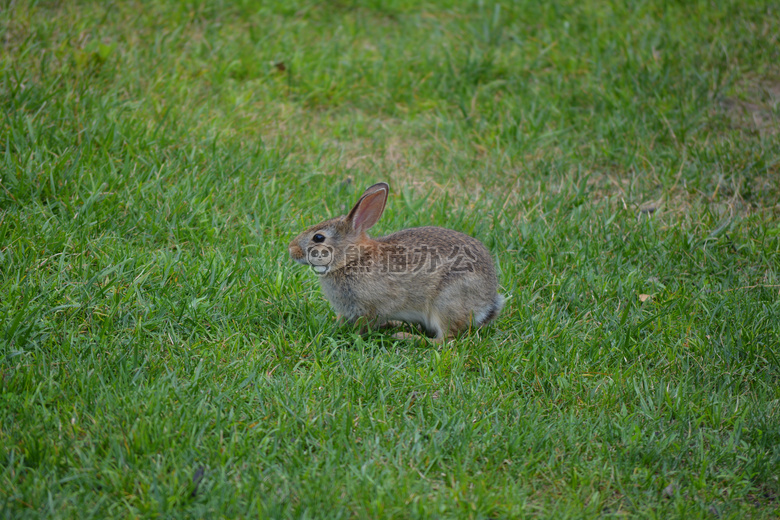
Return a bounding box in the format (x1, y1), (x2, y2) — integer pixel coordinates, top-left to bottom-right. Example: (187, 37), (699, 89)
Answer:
(476, 293), (504, 326)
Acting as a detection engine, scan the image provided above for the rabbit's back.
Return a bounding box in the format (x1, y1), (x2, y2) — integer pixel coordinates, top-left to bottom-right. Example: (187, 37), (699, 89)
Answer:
(375, 226), (498, 284)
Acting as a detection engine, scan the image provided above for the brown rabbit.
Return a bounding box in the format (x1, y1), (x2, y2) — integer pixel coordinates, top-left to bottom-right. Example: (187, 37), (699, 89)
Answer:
(288, 182), (503, 342)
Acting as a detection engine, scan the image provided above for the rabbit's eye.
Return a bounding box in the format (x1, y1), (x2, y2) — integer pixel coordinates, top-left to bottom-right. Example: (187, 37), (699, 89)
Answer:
(313, 233), (326, 243)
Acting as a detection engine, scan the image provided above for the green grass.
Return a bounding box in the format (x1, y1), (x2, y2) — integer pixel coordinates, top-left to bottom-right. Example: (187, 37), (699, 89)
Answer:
(2, 0), (779, 517)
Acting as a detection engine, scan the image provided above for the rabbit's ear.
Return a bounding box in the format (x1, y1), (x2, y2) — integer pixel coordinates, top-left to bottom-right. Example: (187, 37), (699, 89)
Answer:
(347, 182), (389, 233)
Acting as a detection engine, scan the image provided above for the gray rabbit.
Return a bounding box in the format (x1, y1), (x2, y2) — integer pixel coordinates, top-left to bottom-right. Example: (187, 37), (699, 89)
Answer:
(289, 182), (503, 341)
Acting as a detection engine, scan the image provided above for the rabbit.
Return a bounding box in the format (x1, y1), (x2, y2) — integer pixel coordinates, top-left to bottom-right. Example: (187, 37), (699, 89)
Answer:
(288, 182), (504, 342)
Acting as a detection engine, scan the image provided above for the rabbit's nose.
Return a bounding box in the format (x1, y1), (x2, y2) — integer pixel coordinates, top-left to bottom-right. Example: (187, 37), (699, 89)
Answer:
(289, 242), (303, 259)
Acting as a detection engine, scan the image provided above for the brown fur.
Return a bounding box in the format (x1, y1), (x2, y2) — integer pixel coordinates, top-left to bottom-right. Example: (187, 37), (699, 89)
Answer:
(288, 182), (503, 342)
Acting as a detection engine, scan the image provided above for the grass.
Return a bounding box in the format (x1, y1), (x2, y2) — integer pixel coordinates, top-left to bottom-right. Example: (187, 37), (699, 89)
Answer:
(1, 0), (779, 517)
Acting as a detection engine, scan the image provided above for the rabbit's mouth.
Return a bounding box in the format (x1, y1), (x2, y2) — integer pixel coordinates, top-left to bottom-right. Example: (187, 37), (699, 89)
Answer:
(311, 265), (330, 275)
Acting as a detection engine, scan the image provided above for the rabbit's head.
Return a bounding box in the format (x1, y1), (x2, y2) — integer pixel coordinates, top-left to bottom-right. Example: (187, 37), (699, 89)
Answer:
(288, 183), (388, 275)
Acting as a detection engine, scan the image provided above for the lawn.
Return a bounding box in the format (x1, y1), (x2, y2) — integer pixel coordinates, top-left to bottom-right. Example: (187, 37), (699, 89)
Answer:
(1, 0), (779, 518)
